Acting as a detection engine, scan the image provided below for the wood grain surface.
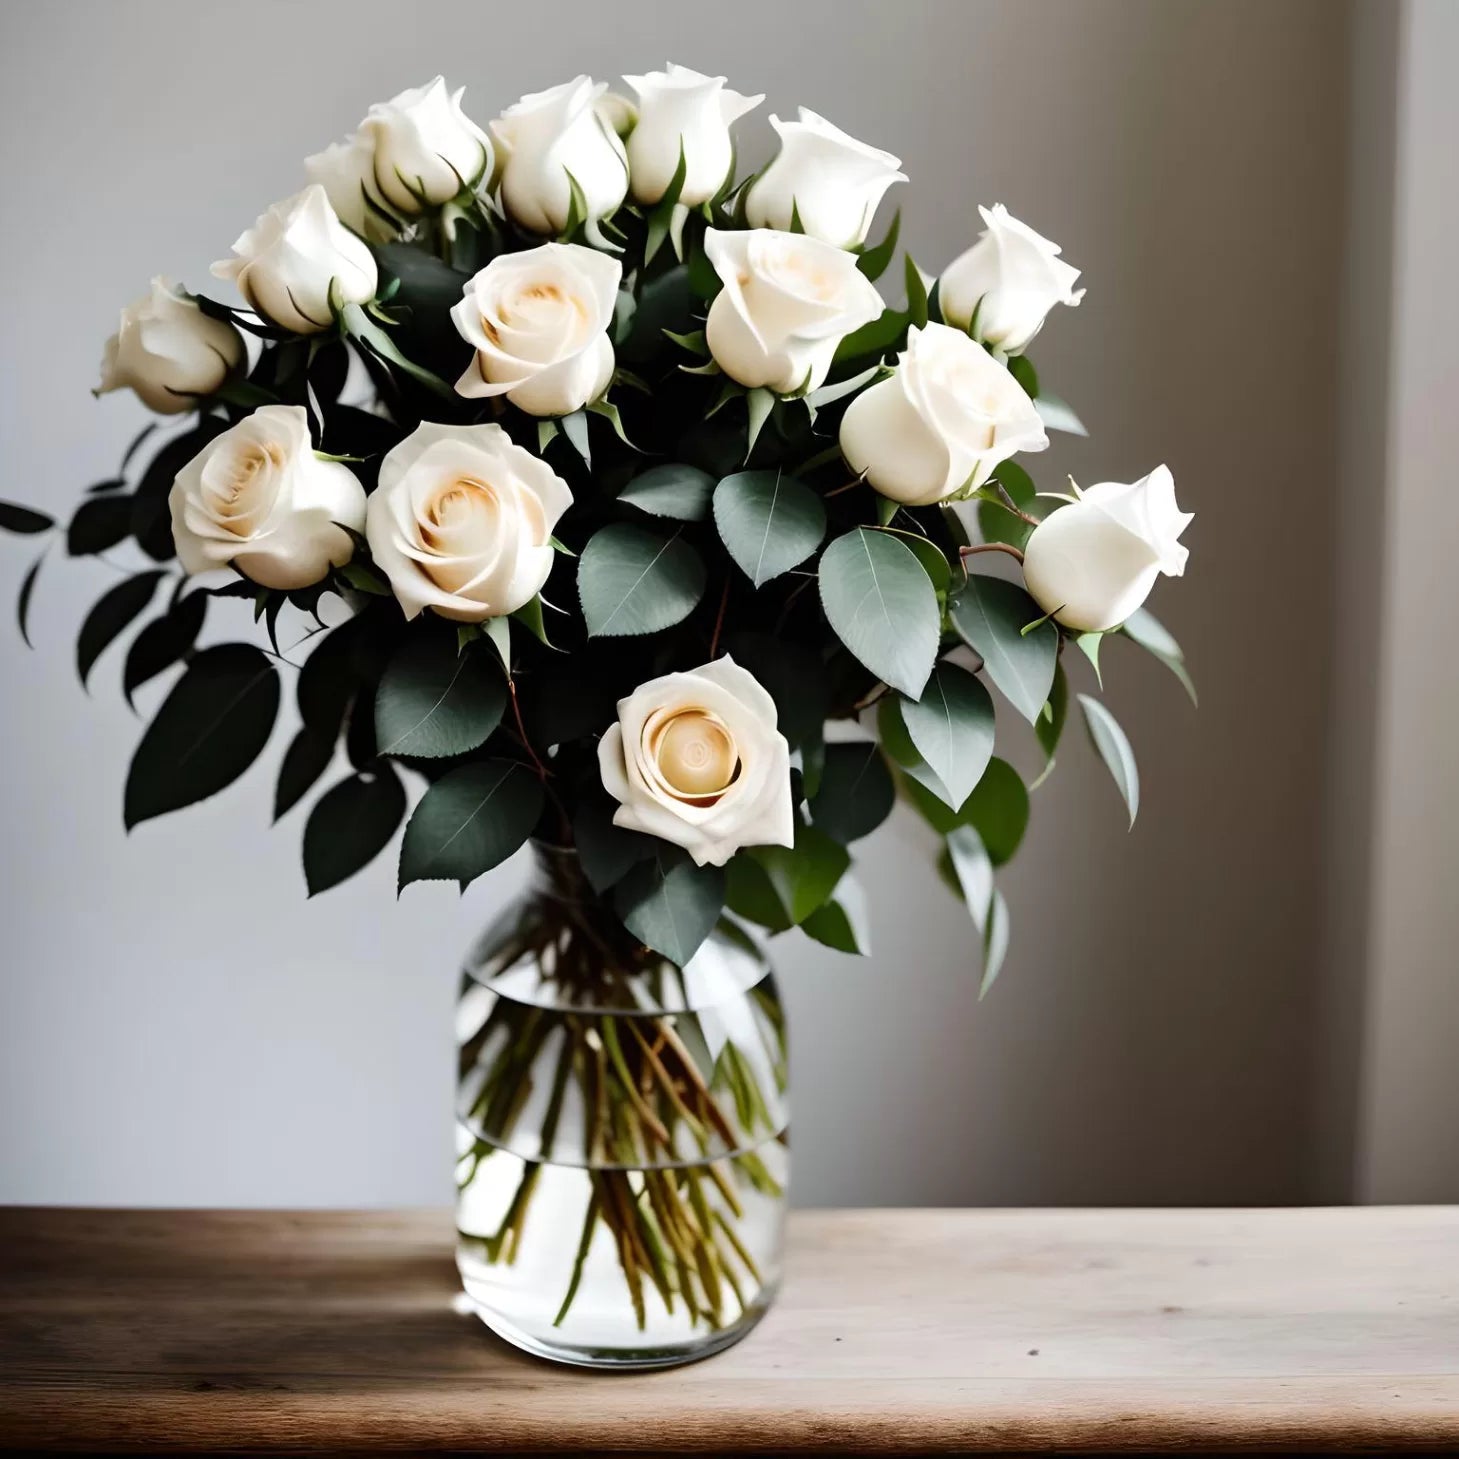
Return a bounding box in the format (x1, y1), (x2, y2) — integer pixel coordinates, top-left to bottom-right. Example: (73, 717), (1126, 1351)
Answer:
(2, 1205), (1457, 1453)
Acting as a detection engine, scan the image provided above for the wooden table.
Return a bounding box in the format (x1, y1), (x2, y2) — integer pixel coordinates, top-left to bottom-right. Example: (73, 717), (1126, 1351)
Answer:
(2, 1206), (1456, 1453)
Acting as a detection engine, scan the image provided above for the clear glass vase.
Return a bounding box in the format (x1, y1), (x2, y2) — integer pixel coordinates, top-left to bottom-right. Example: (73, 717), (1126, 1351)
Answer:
(454, 845), (790, 1369)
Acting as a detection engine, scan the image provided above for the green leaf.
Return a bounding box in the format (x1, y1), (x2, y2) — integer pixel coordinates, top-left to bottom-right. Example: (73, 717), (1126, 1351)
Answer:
(374, 634), (505, 759)
(0, 500), (53, 534)
(122, 591), (206, 707)
(398, 759), (544, 891)
(16, 551), (45, 648)
(723, 632), (828, 750)
(482, 616), (512, 673)
(900, 662), (995, 810)
(618, 463), (715, 521)
(753, 823), (849, 925)
(124, 644), (280, 828)
(802, 873), (872, 955)
(713, 469), (826, 587)
(1007, 353), (1039, 399)
(807, 740), (895, 844)
(615, 850), (726, 966)
(963, 756), (1030, 865)
(274, 724), (336, 822)
(1122, 607), (1198, 706)
(67, 495), (133, 556)
(77, 570), (165, 688)
(945, 825), (1010, 997)
(904, 254), (929, 328)
(573, 797), (656, 894)
(510, 595), (554, 648)
(578, 524), (706, 637)
(978, 460), (1037, 550)
(303, 767), (406, 895)
(819, 528), (939, 699)
(950, 575), (1057, 725)
(339, 300), (455, 400)
(744, 387), (775, 458)
(1079, 694), (1139, 828)
(1032, 661), (1069, 787)
(1076, 631), (1104, 687)
(833, 305), (909, 365)
(644, 142), (689, 265)
(898, 533), (952, 595)
(1034, 392), (1088, 436)
(559, 408), (591, 465)
(725, 853), (792, 933)
(856, 208), (900, 283)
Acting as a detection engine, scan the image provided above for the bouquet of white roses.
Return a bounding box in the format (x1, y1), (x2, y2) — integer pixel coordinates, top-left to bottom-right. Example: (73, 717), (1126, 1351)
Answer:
(0, 64), (1196, 1364)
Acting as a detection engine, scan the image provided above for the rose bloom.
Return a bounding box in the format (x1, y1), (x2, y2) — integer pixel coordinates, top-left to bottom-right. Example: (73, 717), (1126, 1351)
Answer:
(599, 657), (794, 867)
(703, 228), (885, 395)
(839, 323), (1048, 505)
(1021, 466), (1193, 632)
(169, 405), (366, 590)
(450, 242), (621, 417)
(365, 421), (572, 622)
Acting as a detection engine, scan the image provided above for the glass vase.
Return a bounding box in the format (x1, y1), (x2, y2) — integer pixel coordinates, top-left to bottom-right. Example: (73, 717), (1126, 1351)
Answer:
(454, 845), (790, 1369)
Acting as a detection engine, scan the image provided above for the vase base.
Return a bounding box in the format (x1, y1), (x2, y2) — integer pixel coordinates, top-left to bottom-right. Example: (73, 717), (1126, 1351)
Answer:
(463, 1283), (778, 1371)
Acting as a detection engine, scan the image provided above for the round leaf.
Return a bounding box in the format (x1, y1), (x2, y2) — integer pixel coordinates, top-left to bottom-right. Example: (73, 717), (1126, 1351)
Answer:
(124, 644), (280, 828)
(819, 528), (939, 699)
(713, 469), (826, 587)
(578, 524), (706, 636)
(304, 767), (407, 896)
(618, 463), (714, 521)
(808, 741), (895, 844)
(899, 662), (995, 810)
(950, 575), (1057, 725)
(614, 850), (726, 966)
(398, 759), (543, 891)
(963, 757), (1030, 866)
(374, 635), (506, 759)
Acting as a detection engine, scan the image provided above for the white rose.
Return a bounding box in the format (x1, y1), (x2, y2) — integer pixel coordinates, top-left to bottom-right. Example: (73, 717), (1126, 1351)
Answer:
(168, 405), (365, 591)
(839, 322), (1048, 505)
(598, 656), (794, 868)
(1021, 466), (1192, 632)
(96, 277), (243, 415)
(940, 204), (1085, 355)
(305, 77), (492, 235)
(703, 228), (885, 395)
(211, 184), (377, 335)
(744, 108), (906, 249)
(622, 63), (762, 206)
(449, 242), (620, 416)
(365, 421), (572, 622)
(492, 76), (628, 234)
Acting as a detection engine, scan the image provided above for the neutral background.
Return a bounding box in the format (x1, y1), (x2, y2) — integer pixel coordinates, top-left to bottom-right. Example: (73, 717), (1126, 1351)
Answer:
(0, 0), (1451, 1209)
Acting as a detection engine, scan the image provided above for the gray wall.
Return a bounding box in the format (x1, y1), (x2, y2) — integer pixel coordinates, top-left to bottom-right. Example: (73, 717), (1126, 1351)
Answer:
(0, 0), (1349, 1208)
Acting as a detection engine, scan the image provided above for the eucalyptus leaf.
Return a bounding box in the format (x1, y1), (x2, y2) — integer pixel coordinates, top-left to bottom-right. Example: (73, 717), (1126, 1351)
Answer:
(950, 575), (1057, 724)
(124, 644), (280, 828)
(1122, 606), (1198, 705)
(578, 524), (706, 637)
(67, 496), (133, 556)
(1032, 661), (1069, 787)
(801, 873), (872, 955)
(1079, 694), (1139, 828)
(615, 850), (726, 966)
(398, 759), (544, 891)
(819, 528), (939, 699)
(753, 823), (849, 926)
(900, 662), (996, 810)
(963, 756), (1030, 866)
(807, 740), (895, 844)
(374, 634), (505, 758)
(122, 591), (206, 707)
(945, 824), (1010, 996)
(573, 796), (656, 893)
(713, 469), (826, 587)
(303, 766), (406, 895)
(725, 853), (792, 933)
(77, 571), (165, 688)
(274, 724), (337, 822)
(618, 463), (714, 521)
(0, 501), (54, 535)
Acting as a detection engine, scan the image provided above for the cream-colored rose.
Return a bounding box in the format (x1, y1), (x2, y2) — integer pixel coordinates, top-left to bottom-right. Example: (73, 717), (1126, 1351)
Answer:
(744, 108), (905, 248)
(940, 204), (1085, 355)
(598, 656), (794, 867)
(492, 76), (629, 234)
(365, 421), (572, 622)
(703, 228), (885, 395)
(305, 77), (492, 238)
(97, 277), (243, 414)
(839, 323), (1048, 505)
(450, 242), (621, 416)
(622, 63), (761, 205)
(168, 405), (365, 590)
(1021, 466), (1192, 632)
(211, 185), (377, 335)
